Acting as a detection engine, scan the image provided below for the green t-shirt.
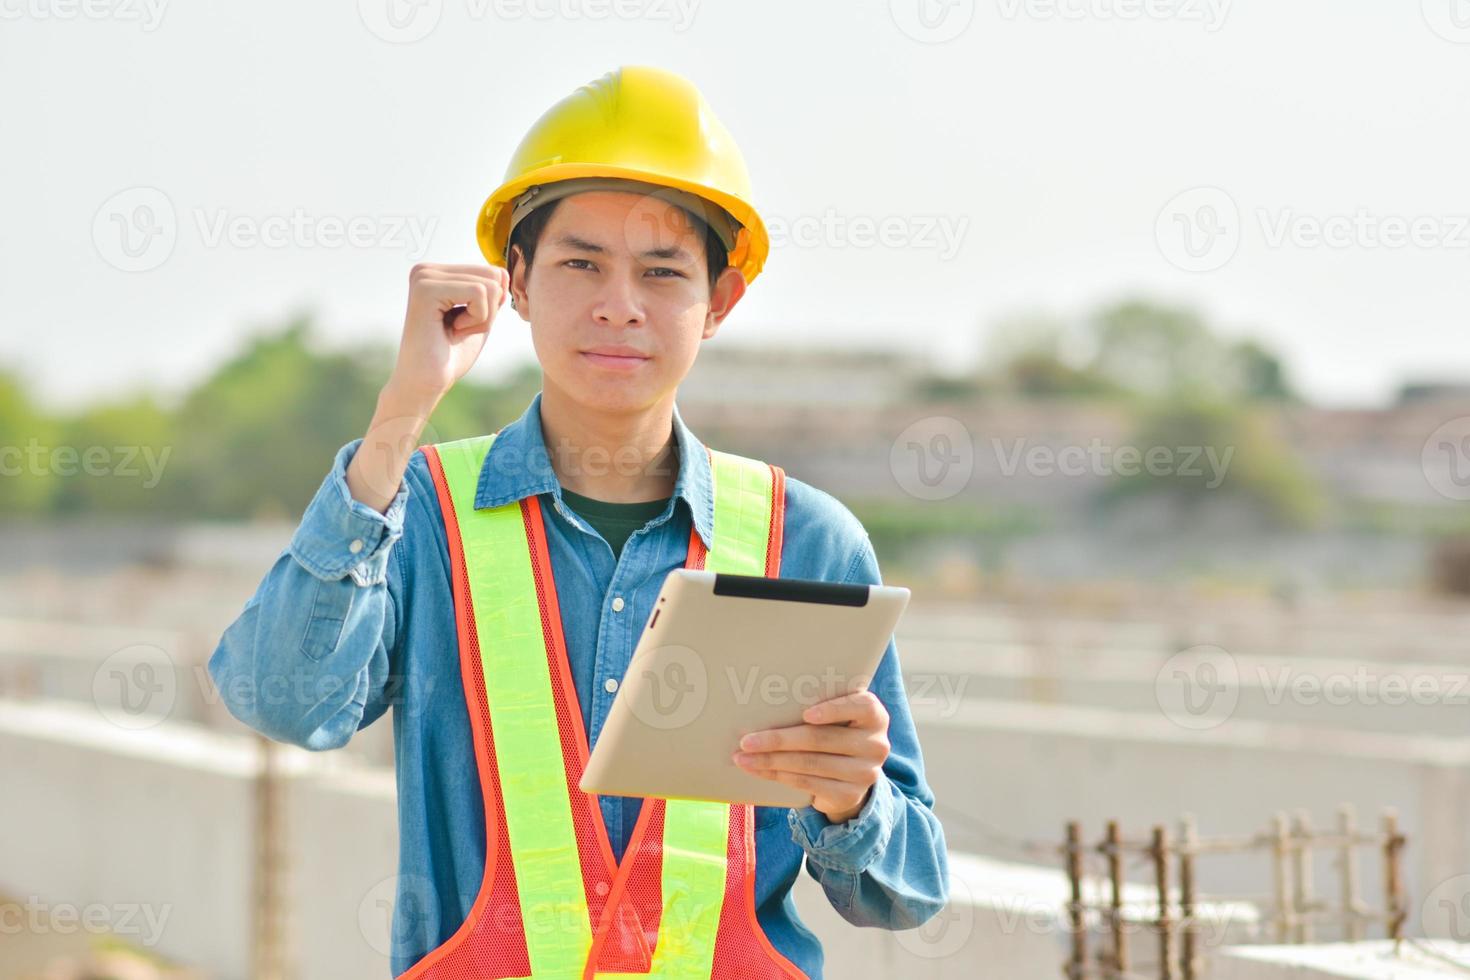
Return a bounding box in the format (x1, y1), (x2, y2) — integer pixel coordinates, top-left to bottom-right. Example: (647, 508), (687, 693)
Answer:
(559, 487), (672, 561)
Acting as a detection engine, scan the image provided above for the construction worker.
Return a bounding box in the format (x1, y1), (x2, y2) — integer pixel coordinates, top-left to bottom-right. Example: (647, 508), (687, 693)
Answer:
(208, 65), (949, 979)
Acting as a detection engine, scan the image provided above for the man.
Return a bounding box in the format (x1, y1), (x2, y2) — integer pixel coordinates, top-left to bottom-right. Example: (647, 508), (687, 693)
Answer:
(209, 65), (949, 979)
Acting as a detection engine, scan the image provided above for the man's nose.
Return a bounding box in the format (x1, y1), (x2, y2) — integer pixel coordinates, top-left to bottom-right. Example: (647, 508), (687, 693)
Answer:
(592, 272), (645, 327)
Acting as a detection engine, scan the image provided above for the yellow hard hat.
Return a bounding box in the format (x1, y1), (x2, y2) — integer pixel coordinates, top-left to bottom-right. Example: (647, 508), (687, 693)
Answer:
(477, 65), (770, 285)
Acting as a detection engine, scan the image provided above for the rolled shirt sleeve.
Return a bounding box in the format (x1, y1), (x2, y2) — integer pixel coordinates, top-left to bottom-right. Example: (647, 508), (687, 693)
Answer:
(288, 437), (411, 586)
(785, 535), (952, 931)
(207, 438), (409, 750)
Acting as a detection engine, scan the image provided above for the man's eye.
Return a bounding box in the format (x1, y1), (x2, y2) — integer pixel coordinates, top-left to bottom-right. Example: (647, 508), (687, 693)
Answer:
(647, 267), (685, 278)
(564, 258), (594, 270)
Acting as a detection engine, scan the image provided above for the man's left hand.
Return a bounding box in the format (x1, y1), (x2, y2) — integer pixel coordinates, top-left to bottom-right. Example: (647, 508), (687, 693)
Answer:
(732, 689), (890, 824)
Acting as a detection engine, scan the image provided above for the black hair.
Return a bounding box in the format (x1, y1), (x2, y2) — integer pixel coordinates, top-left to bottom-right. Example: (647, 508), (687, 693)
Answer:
(507, 197), (731, 298)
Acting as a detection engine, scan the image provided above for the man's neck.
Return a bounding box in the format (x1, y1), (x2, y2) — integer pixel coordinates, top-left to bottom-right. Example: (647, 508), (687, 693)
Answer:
(538, 386), (680, 503)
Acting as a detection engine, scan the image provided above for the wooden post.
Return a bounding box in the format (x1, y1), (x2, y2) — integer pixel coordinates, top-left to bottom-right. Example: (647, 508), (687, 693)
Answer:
(1293, 810), (1315, 944)
(1179, 815), (1199, 980)
(1338, 804), (1363, 942)
(1382, 809), (1407, 942)
(1271, 812), (1294, 944)
(1066, 821), (1086, 980)
(252, 733), (290, 980)
(1153, 825), (1175, 980)
(1105, 821), (1128, 979)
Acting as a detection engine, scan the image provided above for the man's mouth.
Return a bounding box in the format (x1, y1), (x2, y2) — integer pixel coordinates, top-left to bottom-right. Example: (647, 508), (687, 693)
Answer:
(581, 346), (651, 370)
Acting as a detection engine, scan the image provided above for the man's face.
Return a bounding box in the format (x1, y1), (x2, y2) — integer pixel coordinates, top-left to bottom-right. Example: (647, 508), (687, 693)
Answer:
(509, 190), (745, 415)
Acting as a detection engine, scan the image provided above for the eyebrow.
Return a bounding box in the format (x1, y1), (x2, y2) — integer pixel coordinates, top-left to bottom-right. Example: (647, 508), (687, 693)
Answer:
(550, 234), (694, 262)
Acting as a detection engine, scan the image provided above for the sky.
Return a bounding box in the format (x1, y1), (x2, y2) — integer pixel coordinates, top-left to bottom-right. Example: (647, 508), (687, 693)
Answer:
(3, 0), (1469, 411)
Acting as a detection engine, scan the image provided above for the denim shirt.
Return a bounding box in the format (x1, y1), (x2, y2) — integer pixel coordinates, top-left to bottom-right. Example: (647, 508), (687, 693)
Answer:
(207, 391), (949, 979)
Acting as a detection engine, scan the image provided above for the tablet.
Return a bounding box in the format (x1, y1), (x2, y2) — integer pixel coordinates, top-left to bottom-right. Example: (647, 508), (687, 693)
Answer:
(579, 568), (911, 808)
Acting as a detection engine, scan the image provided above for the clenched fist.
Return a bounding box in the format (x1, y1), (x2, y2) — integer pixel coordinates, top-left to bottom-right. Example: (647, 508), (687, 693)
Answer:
(388, 262), (511, 405)
(344, 262), (512, 514)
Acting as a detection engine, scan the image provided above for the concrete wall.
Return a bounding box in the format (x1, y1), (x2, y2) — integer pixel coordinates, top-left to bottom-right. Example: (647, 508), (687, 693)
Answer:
(912, 696), (1470, 937)
(3, 697), (1466, 980)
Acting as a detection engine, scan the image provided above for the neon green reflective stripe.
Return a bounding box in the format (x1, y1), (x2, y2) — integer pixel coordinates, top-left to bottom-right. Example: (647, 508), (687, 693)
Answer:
(609, 450), (774, 979)
(436, 434), (594, 977)
(706, 449), (775, 578)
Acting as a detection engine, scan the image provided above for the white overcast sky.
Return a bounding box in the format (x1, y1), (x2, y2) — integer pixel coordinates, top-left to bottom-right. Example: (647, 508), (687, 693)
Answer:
(3, 0), (1468, 411)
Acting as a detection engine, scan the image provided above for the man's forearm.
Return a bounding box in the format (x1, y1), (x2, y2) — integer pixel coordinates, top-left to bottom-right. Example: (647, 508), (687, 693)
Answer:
(347, 383), (441, 514)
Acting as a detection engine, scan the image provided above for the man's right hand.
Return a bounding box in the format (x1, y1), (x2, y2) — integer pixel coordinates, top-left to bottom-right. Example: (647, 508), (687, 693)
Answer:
(345, 262), (512, 516)
(388, 262), (511, 405)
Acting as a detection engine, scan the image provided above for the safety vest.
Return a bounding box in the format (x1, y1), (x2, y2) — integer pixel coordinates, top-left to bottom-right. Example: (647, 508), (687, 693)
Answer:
(401, 432), (810, 980)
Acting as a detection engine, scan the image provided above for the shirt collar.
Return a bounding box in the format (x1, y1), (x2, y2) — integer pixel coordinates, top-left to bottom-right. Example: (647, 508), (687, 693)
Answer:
(474, 390), (715, 552)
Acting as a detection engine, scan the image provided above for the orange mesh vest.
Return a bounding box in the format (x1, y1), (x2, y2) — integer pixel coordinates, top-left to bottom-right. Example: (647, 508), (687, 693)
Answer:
(402, 433), (810, 980)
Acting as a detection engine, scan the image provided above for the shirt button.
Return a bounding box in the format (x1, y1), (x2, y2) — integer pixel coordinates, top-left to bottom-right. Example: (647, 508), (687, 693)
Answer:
(604, 677), (619, 693)
(611, 596), (625, 612)
(348, 539), (364, 554)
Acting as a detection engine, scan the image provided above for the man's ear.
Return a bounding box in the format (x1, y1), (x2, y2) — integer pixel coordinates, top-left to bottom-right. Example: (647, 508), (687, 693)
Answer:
(702, 266), (746, 341)
(507, 244), (530, 321)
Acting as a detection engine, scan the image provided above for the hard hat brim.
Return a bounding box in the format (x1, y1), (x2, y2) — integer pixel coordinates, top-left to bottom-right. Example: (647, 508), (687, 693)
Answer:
(478, 164), (769, 286)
